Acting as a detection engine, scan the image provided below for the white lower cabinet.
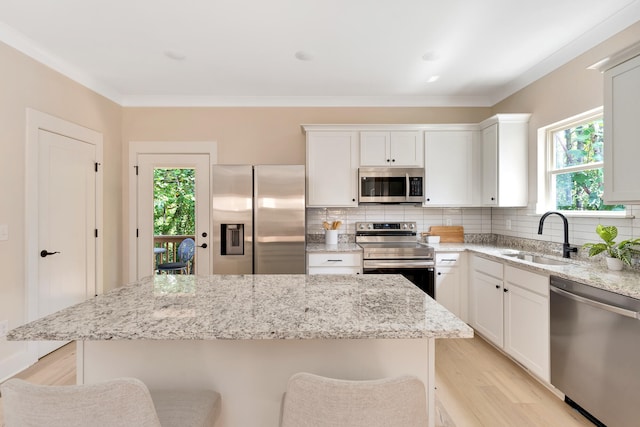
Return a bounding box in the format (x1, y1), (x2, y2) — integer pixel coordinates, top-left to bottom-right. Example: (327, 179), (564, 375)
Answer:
(471, 256), (504, 347)
(504, 265), (550, 382)
(307, 252), (362, 275)
(470, 255), (550, 382)
(435, 252), (467, 321)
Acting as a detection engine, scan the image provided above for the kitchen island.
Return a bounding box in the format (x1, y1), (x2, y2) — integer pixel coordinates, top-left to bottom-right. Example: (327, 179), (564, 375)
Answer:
(8, 274), (473, 427)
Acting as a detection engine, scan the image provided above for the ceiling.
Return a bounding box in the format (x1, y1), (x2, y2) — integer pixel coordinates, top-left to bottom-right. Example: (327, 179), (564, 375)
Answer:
(1, 0), (639, 107)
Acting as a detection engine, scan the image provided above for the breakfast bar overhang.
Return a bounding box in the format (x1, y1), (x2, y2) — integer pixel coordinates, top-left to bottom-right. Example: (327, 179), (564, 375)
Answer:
(8, 274), (473, 427)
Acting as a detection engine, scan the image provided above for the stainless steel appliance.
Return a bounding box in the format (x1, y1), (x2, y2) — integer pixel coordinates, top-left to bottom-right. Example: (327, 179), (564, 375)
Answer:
(358, 167), (424, 204)
(550, 275), (640, 427)
(212, 165), (306, 274)
(356, 222), (435, 296)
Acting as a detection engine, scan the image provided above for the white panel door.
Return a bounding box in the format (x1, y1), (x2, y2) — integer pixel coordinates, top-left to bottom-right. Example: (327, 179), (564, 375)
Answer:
(136, 154), (211, 278)
(38, 130), (96, 357)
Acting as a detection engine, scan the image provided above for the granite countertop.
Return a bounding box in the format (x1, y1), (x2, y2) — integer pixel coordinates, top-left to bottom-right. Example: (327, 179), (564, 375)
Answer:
(430, 243), (640, 300)
(306, 243), (362, 253)
(7, 274), (473, 341)
(306, 241), (640, 299)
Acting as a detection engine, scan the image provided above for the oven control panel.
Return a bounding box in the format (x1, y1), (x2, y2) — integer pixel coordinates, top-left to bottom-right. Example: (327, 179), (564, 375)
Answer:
(356, 222), (416, 232)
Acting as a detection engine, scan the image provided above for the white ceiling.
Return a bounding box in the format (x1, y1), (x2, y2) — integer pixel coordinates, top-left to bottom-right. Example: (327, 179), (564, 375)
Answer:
(1, 0), (639, 107)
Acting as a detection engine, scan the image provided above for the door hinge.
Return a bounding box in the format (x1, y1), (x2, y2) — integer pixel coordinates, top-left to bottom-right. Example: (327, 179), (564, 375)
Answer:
(95, 229), (98, 238)
(134, 165), (139, 175)
(95, 162), (101, 172)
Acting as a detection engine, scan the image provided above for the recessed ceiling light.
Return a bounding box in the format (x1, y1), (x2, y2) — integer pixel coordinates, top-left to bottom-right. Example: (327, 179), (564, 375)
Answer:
(427, 75), (440, 83)
(164, 50), (186, 61)
(294, 51), (313, 61)
(422, 51), (439, 62)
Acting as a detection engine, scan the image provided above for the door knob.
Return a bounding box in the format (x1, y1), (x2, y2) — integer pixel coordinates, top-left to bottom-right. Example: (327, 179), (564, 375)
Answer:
(198, 243), (208, 249)
(40, 250), (60, 258)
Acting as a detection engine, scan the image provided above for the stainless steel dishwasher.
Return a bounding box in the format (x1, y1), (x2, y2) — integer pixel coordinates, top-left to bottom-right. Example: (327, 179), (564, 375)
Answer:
(550, 275), (640, 427)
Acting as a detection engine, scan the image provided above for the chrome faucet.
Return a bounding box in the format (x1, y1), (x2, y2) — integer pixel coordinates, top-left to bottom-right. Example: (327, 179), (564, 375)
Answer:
(538, 211), (578, 259)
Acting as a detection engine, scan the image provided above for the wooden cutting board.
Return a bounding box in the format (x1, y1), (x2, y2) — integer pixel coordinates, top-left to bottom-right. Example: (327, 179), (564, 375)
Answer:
(427, 226), (464, 243)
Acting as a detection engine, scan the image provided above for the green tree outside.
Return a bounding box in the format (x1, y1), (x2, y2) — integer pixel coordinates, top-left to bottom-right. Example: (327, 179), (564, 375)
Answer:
(553, 119), (624, 211)
(154, 168), (196, 235)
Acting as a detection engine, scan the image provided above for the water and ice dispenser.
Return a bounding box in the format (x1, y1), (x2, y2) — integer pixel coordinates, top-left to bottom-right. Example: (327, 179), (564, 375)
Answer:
(221, 224), (244, 255)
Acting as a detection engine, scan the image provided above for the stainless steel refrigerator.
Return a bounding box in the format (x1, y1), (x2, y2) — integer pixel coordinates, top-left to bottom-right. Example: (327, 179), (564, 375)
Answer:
(212, 165), (306, 274)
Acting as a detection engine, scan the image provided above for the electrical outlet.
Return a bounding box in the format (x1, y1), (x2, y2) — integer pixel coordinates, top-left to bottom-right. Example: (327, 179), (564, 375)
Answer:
(0, 320), (8, 337)
(506, 219), (512, 230)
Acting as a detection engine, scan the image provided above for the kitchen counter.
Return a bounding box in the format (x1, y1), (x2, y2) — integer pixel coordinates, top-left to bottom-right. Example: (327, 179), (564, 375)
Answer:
(429, 243), (640, 300)
(305, 241), (640, 300)
(7, 274), (471, 341)
(305, 242), (362, 253)
(7, 274), (470, 427)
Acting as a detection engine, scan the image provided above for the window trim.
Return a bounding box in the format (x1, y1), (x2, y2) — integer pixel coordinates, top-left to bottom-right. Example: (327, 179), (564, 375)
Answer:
(536, 107), (627, 216)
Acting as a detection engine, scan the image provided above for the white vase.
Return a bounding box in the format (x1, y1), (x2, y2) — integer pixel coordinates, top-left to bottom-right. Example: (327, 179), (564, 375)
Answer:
(605, 256), (624, 271)
(325, 229), (338, 245)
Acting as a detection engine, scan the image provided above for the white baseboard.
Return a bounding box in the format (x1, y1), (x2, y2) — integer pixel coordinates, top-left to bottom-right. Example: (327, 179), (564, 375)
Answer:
(0, 344), (36, 383)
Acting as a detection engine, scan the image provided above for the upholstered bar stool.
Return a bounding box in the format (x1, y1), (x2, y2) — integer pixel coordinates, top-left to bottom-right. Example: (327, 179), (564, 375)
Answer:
(1, 377), (221, 427)
(280, 372), (428, 427)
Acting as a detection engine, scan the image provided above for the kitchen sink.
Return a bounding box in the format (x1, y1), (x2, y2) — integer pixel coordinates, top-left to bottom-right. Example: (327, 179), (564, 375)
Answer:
(503, 252), (569, 266)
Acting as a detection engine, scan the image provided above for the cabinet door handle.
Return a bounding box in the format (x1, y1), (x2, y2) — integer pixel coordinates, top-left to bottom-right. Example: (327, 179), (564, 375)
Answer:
(504, 288), (509, 293)
(437, 272), (442, 276)
(495, 285), (500, 289)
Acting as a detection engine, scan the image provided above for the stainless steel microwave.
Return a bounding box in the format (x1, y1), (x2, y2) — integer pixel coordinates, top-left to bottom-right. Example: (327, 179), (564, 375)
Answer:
(358, 167), (424, 204)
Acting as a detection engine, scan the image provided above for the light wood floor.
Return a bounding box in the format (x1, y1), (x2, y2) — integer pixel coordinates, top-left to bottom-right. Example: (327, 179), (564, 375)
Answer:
(435, 337), (593, 427)
(0, 342), (76, 425)
(0, 337), (593, 426)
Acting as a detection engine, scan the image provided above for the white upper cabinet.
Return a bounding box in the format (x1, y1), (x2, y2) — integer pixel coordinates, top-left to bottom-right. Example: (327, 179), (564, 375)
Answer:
(305, 131), (359, 207)
(360, 131), (423, 167)
(480, 114), (530, 207)
(604, 53), (640, 203)
(424, 129), (480, 206)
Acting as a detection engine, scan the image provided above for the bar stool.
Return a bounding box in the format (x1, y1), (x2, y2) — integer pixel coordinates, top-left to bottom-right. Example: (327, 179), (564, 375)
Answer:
(1, 377), (221, 427)
(280, 372), (428, 427)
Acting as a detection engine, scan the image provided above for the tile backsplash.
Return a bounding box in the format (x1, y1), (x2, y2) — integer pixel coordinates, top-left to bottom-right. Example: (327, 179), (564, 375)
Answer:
(307, 204), (640, 246)
(307, 206), (492, 237)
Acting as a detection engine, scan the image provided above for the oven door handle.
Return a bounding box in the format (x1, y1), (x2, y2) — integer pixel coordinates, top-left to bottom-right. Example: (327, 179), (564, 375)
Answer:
(364, 260), (435, 269)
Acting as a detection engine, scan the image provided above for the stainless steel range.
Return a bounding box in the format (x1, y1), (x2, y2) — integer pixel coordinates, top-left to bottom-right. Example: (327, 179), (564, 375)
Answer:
(356, 222), (435, 297)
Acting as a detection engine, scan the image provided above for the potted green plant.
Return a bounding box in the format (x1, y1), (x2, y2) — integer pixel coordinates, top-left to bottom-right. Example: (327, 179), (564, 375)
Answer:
(582, 225), (640, 270)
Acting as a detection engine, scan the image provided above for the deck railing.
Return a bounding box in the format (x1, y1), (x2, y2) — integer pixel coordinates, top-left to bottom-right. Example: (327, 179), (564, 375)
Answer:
(154, 235), (196, 273)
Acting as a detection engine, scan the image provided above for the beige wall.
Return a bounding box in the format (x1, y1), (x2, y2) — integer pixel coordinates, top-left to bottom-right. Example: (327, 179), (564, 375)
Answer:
(121, 107), (491, 273)
(493, 20), (640, 206)
(0, 41), (122, 371)
(122, 107), (492, 165)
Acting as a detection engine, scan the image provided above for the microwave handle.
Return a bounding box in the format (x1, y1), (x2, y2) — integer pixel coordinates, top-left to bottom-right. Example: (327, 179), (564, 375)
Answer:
(406, 173), (410, 198)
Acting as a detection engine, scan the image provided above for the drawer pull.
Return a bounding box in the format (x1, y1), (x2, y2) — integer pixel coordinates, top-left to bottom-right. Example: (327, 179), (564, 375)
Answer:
(327, 259), (343, 262)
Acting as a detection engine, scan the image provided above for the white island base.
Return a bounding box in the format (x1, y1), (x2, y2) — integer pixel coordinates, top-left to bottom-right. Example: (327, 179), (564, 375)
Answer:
(79, 338), (434, 427)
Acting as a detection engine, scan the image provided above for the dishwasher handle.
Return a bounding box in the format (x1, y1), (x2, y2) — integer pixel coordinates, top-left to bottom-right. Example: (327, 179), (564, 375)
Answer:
(551, 286), (639, 319)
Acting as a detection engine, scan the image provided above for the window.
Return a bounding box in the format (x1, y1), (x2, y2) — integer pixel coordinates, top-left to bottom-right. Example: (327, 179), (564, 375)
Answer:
(538, 108), (625, 213)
